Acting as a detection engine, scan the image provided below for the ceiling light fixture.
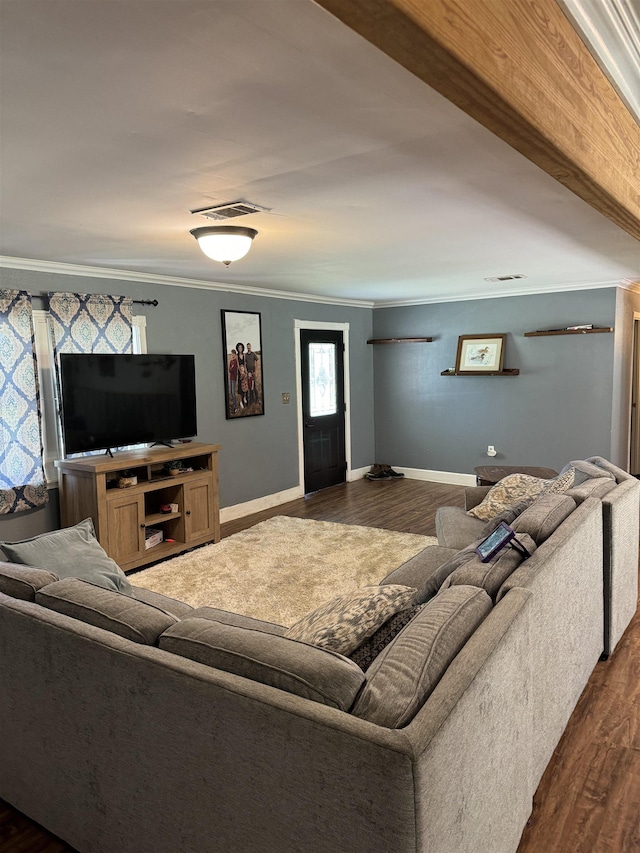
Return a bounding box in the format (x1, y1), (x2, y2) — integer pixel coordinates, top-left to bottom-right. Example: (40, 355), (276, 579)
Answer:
(190, 226), (258, 266)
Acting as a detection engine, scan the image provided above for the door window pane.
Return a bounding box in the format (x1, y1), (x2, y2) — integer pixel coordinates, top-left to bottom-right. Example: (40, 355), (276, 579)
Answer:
(308, 342), (337, 417)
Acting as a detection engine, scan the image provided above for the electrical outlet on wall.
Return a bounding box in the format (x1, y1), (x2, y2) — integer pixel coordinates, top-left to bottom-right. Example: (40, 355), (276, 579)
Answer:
(282, 392), (290, 404)
(487, 445), (497, 457)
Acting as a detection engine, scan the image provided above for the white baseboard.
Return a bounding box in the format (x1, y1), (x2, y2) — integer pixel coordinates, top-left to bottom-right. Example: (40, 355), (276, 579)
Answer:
(220, 485), (303, 523)
(387, 466), (476, 486)
(348, 466), (371, 482)
(220, 466), (475, 522)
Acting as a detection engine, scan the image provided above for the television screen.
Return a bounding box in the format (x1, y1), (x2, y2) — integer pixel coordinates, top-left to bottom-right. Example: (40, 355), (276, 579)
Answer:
(59, 353), (197, 454)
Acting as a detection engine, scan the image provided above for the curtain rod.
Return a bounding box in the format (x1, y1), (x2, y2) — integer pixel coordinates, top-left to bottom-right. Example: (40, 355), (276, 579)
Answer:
(132, 299), (158, 307)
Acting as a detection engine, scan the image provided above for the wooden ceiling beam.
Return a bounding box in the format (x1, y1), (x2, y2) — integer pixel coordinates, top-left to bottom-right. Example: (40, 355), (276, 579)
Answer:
(315, 0), (640, 240)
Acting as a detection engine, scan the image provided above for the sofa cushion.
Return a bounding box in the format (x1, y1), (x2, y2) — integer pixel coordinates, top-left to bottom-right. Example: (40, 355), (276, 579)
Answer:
(131, 586), (195, 619)
(466, 473), (551, 521)
(351, 585), (492, 728)
(188, 605), (287, 636)
(479, 497), (535, 537)
(564, 478), (616, 504)
(159, 617), (365, 711)
(349, 603), (423, 671)
(380, 545), (458, 603)
(36, 577), (177, 644)
(284, 585), (417, 655)
(436, 505), (485, 549)
(1, 518), (132, 595)
(0, 560), (59, 601)
(512, 494), (576, 544)
(439, 534), (536, 601)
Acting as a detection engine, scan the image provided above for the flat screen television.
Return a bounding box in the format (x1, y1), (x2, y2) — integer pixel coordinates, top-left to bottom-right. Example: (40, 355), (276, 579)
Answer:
(59, 353), (197, 454)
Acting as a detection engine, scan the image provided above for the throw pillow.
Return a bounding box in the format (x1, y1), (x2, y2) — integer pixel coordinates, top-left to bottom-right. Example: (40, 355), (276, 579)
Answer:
(558, 459), (615, 486)
(159, 617), (365, 711)
(351, 585), (492, 728)
(466, 473), (551, 521)
(349, 604), (423, 671)
(1, 518), (133, 595)
(284, 584), (417, 656)
(585, 456), (630, 483)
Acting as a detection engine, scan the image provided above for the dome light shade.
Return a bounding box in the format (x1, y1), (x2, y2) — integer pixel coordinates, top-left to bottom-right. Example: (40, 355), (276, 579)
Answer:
(190, 226), (258, 266)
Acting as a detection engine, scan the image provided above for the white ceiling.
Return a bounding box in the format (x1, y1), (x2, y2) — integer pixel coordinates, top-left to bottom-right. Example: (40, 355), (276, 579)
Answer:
(0, 0), (638, 306)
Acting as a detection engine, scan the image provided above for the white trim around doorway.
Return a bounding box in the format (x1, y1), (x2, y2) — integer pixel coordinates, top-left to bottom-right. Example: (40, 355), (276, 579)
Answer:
(294, 320), (351, 494)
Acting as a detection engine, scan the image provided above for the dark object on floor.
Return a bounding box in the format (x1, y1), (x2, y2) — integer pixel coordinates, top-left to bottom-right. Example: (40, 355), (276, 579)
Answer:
(365, 464), (404, 480)
(382, 464), (404, 478)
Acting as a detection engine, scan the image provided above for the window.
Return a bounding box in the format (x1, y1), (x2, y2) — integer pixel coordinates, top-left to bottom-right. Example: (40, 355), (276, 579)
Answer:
(33, 311), (147, 484)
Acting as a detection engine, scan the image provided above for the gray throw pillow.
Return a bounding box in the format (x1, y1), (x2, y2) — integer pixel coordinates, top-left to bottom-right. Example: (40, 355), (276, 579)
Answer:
(352, 585), (492, 728)
(1, 517), (133, 595)
(284, 585), (417, 656)
(557, 460), (615, 487)
(159, 617), (365, 711)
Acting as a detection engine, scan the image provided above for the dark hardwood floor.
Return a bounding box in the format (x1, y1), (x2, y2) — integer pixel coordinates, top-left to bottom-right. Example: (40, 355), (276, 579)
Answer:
(2, 477), (639, 852)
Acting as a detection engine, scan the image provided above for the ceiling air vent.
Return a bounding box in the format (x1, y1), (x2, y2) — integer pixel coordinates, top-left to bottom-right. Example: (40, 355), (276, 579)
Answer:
(483, 274), (528, 282)
(190, 201), (265, 220)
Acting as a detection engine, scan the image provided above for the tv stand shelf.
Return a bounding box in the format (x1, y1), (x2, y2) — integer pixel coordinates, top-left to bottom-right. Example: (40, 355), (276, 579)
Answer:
(55, 442), (221, 572)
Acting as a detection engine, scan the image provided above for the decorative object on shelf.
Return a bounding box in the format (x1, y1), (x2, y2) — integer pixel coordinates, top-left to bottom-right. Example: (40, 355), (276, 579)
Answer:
(524, 326), (613, 337)
(455, 334), (507, 374)
(117, 471), (137, 488)
(144, 528), (164, 550)
(221, 310), (264, 419)
(166, 461), (184, 476)
(190, 226), (257, 266)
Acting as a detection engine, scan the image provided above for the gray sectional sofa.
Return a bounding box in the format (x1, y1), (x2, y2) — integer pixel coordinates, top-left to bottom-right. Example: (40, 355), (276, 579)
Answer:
(0, 458), (638, 853)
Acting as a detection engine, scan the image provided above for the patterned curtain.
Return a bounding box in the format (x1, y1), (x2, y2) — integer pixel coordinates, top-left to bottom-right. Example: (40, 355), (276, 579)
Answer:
(0, 290), (48, 514)
(48, 292), (133, 355)
(48, 292), (133, 456)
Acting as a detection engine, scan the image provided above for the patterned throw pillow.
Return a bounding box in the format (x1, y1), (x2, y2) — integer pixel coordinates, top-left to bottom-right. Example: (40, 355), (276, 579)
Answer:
(466, 474), (551, 522)
(284, 585), (417, 656)
(349, 604), (423, 671)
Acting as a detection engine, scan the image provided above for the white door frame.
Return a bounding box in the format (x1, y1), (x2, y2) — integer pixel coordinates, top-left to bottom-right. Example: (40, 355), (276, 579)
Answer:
(294, 319), (351, 492)
(631, 312), (640, 474)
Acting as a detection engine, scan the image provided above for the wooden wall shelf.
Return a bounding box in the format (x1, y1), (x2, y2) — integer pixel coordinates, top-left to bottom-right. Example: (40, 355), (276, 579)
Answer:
(524, 327), (613, 337)
(440, 369), (520, 377)
(367, 337), (433, 344)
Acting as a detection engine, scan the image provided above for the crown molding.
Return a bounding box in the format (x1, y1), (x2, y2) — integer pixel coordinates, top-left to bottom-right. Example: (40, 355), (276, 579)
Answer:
(1, 256), (633, 309)
(374, 278), (625, 308)
(0, 256), (374, 310)
(558, 0), (640, 124)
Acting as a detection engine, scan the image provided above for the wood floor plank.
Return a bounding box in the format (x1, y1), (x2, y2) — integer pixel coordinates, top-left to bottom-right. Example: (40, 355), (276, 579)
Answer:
(2, 478), (639, 853)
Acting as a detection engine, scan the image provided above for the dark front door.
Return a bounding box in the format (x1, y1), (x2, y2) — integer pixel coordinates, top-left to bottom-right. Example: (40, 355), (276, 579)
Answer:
(300, 329), (346, 494)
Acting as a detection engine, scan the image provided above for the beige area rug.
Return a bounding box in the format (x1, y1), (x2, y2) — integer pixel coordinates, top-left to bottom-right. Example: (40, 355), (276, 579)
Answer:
(132, 516), (436, 627)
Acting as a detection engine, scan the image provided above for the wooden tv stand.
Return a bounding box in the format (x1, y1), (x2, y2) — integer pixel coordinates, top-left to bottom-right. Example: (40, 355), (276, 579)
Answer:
(56, 442), (220, 572)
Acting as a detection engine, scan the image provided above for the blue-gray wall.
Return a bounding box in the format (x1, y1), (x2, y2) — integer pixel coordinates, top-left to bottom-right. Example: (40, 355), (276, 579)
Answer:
(1, 267), (637, 546)
(0, 267), (375, 540)
(371, 289), (627, 474)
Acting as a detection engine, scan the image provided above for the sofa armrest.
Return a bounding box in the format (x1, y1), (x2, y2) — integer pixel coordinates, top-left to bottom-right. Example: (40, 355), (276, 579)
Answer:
(464, 486), (491, 511)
